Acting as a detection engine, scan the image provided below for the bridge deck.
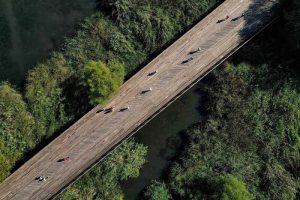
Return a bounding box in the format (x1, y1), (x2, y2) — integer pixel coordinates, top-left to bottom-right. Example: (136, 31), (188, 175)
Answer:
(0, 0), (279, 199)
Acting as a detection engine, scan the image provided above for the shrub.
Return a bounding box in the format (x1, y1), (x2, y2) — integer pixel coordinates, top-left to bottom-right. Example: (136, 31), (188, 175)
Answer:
(81, 60), (124, 105)
(144, 181), (171, 200)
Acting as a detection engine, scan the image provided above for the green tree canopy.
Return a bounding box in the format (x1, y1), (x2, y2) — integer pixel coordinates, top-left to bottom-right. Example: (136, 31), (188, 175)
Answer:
(0, 82), (35, 181)
(169, 63), (300, 200)
(82, 60), (124, 105)
(25, 53), (70, 139)
(217, 175), (252, 200)
(59, 140), (147, 200)
(144, 181), (171, 200)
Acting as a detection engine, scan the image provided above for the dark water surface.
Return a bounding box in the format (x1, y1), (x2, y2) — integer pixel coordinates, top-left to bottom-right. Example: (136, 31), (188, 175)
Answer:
(0, 1), (204, 198)
(122, 84), (203, 199)
(0, 0), (96, 85)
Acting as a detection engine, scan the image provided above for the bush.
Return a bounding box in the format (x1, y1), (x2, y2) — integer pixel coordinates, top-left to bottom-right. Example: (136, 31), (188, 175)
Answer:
(217, 175), (252, 200)
(58, 140), (147, 200)
(81, 60), (124, 105)
(25, 53), (71, 139)
(144, 181), (171, 200)
(168, 63), (300, 200)
(0, 82), (35, 181)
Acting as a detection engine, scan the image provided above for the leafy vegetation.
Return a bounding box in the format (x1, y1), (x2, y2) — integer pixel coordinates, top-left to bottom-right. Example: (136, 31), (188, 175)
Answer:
(144, 181), (171, 200)
(150, 2), (300, 199)
(58, 140), (147, 200)
(0, 82), (35, 181)
(99, 0), (214, 53)
(82, 60), (125, 105)
(2, 0), (299, 199)
(0, 0), (215, 198)
(215, 175), (252, 200)
(25, 53), (71, 139)
(164, 62), (299, 200)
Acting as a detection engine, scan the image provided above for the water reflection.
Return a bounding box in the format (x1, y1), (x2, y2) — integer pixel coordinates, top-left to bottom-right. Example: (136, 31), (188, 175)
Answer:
(122, 83), (203, 199)
(0, 0), (96, 85)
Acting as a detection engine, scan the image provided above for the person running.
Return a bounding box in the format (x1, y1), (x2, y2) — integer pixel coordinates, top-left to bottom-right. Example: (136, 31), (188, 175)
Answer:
(63, 156), (70, 161)
(217, 19), (226, 23)
(141, 88), (152, 94)
(148, 70), (157, 76)
(57, 157), (70, 162)
(37, 176), (48, 182)
(96, 108), (104, 113)
(189, 48), (202, 55)
(120, 106), (130, 112)
(104, 106), (115, 113)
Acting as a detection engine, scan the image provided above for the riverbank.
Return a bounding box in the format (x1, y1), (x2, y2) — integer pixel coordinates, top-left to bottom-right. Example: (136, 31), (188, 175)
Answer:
(0, 0), (96, 85)
(122, 83), (203, 199)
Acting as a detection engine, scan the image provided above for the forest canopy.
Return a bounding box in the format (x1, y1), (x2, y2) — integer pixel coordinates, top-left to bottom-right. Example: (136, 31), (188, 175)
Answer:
(0, 83), (35, 181)
(81, 60), (125, 105)
(0, 0), (299, 199)
(167, 63), (300, 200)
(0, 0), (215, 198)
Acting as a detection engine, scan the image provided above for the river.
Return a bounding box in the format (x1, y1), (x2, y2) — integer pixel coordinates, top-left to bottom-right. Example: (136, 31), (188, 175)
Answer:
(122, 84), (203, 199)
(0, 2), (203, 199)
(0, 0), (96, 85)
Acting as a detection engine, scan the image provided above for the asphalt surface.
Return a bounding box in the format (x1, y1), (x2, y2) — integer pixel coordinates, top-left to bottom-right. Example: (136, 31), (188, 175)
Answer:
(0, 0), (279, 199)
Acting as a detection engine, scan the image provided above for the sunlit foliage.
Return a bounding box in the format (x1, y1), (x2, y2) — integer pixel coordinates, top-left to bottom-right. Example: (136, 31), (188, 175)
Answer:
(168, 63), (300, 200)
(58, 140), (147, 200)
(144, 181), (171, 200)
(82, 60), (124, 105)
(0, 82), (35, 181)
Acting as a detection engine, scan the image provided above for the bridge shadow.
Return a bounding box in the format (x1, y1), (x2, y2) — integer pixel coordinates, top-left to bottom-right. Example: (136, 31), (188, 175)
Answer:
(237, 0), (281, 47)
(8, 0), (284, 196)
(230, 0), (300, 89)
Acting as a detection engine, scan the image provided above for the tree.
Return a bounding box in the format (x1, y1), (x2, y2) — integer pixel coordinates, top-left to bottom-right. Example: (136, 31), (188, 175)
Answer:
(81, 60), (124, 105)
(25, 53), (71, 139)
(58, 140), (147, 200)
(168, 63), (300, 200)
(216, 175), (252, 200)
(144, 181), (171, 200)
(0, 82), (35, 181)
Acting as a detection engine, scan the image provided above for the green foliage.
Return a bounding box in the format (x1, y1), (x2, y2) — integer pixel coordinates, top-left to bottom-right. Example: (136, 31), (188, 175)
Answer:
(0, 0), (216, 197)
(82, 60), (124, 105)
(25, 53), (71, 139)
(217, 175), (252, 200)
(144, 181), (171, 200)
(58, 140), (147, 200)
(168, 63), (300, 200)
(101, 0), (214, 52)
(54, 1), (215, 198)
(0, 82), (35, 181)
(64, 14), (146, 73)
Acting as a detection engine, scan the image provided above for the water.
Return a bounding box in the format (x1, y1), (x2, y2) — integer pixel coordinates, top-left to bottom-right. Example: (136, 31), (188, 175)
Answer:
(0, 0), (96, 85)
(122, 84), (203, 199)
(0, 1), (204, 198)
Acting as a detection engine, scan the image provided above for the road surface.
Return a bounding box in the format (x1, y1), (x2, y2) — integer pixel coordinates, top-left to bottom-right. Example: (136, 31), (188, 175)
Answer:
(0, 0), (279, 199)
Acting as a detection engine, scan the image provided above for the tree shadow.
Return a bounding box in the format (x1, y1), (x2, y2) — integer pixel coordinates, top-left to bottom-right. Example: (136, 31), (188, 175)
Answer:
(238, 0), (281, 43)
(231, 0), (300, 89)
(62, 75), (92, 118)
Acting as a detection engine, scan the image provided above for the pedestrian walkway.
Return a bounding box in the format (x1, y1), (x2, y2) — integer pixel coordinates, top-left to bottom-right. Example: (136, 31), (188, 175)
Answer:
(0, 0), (279, 199)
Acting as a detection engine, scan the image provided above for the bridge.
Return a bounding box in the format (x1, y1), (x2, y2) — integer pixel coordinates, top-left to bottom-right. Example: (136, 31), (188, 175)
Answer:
(0, 0), (279, 199)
